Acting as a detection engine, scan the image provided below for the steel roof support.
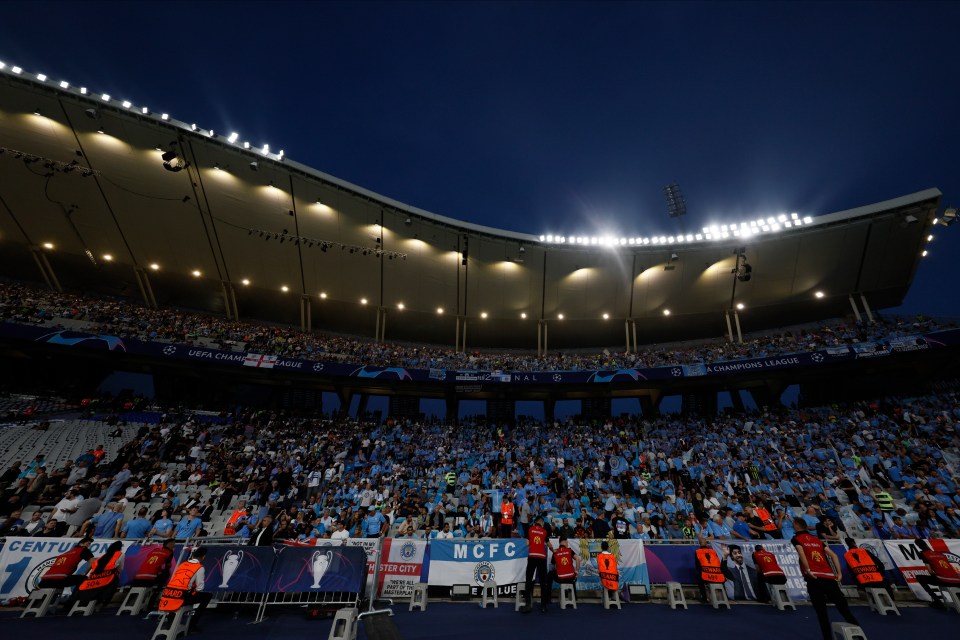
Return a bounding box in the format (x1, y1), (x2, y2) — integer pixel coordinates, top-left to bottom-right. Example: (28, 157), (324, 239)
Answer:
(859, 295), (875, 323)
(134, 266), (157, 308)
(848, 294), (863, 323)
(300, 295), (312, 331)
(30, 246), (61, 292)
(375, 307), (387, 344)
(537, 319), (548, 358)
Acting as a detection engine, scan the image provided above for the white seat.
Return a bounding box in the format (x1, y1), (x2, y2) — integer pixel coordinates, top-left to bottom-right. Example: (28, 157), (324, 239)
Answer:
(602, 587), (622, 610)
(514, 583), (527, 611)
(707, 582), (730, 609)
(769, 584), (795, 611)
(68, 599), (99, 617)
(832, 622), (868, 640)
(480, 580), (498, 608)
(150, 607), (193, 640)
(408, 583), (427, 611)
(21, 587), (61, 618)
(117, 586), (154, 616)
(327, 606), (358, 640)
(941, 586), (960, 613)
(864, 586), (899, 616)
(666, 581), (687, 610)
(559, 583), (576, 610)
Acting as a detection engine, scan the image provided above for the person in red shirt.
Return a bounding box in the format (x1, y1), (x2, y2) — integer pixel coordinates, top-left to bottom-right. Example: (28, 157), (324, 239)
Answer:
(547, 535), (580, 607)
(519, 515), (552, 613)
(792, 517), (859, 640)
(913, 538), (960, 609)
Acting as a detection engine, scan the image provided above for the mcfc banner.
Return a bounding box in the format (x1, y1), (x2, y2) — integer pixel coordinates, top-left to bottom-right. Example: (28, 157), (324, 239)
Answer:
(424, 540), (525, 597)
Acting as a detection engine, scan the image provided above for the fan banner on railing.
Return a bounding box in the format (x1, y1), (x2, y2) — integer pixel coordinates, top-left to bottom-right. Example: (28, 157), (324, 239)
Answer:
(709, 540), (808, 601)
(268, 546), (366, 593)
(547, 538), (648, 592)
(882, 538), (960, 601)
(424, 539), (526, 597)
(0, 537), (139, 600)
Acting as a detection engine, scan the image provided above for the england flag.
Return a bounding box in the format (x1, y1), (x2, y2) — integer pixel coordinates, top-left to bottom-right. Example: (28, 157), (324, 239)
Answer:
(243, 353), (278, 368)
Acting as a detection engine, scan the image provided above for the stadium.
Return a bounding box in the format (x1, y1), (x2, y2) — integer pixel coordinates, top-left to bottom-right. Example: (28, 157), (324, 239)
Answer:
(2, 15), (960, 640)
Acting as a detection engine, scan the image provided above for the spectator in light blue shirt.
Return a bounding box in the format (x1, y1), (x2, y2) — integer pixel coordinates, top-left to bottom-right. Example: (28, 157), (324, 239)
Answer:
(174, 507), (203, 539)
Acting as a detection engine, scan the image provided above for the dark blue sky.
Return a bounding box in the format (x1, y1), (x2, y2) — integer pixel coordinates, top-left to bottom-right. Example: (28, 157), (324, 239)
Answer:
(3, 1), (958, 316)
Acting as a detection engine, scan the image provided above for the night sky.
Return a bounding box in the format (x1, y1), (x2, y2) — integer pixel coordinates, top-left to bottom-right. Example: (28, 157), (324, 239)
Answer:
(3, 1), (958, 317)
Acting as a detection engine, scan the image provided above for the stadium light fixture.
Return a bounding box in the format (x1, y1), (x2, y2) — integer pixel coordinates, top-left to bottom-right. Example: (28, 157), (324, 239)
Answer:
(520, 312), (527, 319)
(101, 93), (110, 101)
(933, 218), (939, 225)
(59, 80), (69, 89)
(42, 242), (54, 249)
(122, 100), (132, 109)
(36, 73), (47, 81)
(32, 107), (41, 116)
(192, 270), (201, 277)
(922, 250), (928, 257)
(927, 234), (934, 241)
(190, 123), (197, 131)
(319, 292), (327, 299)
(241, 278), (250, 286)
(282, 286), (290, 292)
(262, 144), (270, 154)
(141, 106), (149, 114)
(663, 309), (671, 316)
(360, 297), (367, 304)
(815, 291), (825, 299)
(102, 254), (113, 262)
(736, 303), (745, 310)
(602, 313), (609, 320)
(149, 263), (160, 271)
(11, 66), (22, 74)
(397, 302), (405, 310)
(557, 313), (564, 320)
(480, 312), (488, 319)
(228, 132), (239, 143)
(0, 61), (5, 70)
(80, 87), (88, 95)
(436, 307), (444, 315)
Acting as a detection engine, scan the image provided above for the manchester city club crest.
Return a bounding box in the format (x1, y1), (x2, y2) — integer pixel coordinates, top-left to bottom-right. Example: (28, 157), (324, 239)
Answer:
(400, 542), (417, 560)
(473, 561), (495, 585)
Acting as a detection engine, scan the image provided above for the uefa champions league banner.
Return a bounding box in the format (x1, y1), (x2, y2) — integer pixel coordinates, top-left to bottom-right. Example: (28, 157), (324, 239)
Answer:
(424, 539), (526, 597)
(195, 546), (275, 593)
(0, 537), (139, 601)
(882, 538), (960, 601)
(267, 546), (366, 593)
(7, 321), (960, 386)
(709, 540), (808, 602)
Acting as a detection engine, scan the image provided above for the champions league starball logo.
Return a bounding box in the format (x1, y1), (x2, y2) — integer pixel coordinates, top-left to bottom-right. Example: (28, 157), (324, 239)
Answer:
(473, 561), (495, 586)
(811, 353), (824, 363)
(399, 542), (417, 561)
(163, 345), (177, 355)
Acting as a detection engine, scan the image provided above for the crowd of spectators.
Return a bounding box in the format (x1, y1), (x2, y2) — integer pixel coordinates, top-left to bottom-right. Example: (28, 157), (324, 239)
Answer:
(2, 392), (958, 546)
(0, 281), (947, 373)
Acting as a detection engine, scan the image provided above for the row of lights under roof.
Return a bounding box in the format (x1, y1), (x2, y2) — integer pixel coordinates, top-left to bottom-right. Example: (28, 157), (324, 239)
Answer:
(539, 213), (815, 246)
(0, 60), (284, 161)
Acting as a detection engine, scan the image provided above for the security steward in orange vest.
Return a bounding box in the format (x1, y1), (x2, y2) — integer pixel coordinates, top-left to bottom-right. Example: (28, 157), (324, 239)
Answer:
(843, 538), (892, 598)
(792, 518), (859, 640)
(751, 544), (787, 603)
(68, 539), (124, 607)
(754, 501), (781, 539)
(159, 547), (213, 630)
(500, 496), (515, 538)
(913, 537), (960, 609)
(694, 541), (725, 602)
(38, 537), (94, 589)
(597, 540), (619, 599)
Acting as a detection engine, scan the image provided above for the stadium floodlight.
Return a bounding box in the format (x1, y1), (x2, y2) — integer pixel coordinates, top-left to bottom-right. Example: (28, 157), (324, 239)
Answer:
(704, 233), (712, 240)
(190, 123), (197, 131)
(922, 250), (928, 257)
(695, 234), (702, 241)
(207, 129), (214, 137)
(539, 235), (546, 241)
(262, 144), (270, 154)
(546, 234), (554, 242)
(628, 238), (636, 245)
(663, 182), (687, 219)
(12, 66), (22, 74)
(161, 113), (169, 120)
(59, 80), (69, 89)
(939, 208), (956, 226)
(520, 312), (527, 319)
(243, 141), (250, 149)
(568, 236), (575, 243)
(228, 132), (239, 143)
(663, 309), (671, 316)
(803, 216), (813, 224)
(736, 303), (745, 310)
(933, 218), (939, 225)
(815, 291), (825, 298)
(80, 87), (87, 94)
(122, 100), (132, 109)
(0, 61), (5, 70)
(778, 214), (787, 222)
(141, 106), (149, 114)
(927, 234), (934, 242)
(278, 150), (284, 160)
(36, 73), (47, 81)
(791, 213), (799, 220)
(101, 93), (110, 101)
(603, 313), (609, 319)
(557, 313), (564, 320)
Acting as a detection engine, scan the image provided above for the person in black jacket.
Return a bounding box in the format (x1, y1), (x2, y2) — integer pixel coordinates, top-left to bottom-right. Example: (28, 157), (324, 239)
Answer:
(248, 515), (274, 546)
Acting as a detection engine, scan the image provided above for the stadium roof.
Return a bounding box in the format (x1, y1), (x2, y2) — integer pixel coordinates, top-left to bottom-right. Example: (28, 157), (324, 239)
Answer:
(0, 66), (943, 349)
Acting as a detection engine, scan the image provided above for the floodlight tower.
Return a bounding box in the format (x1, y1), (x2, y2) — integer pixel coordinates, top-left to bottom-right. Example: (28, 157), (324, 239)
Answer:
(663, 182), (687, 231)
